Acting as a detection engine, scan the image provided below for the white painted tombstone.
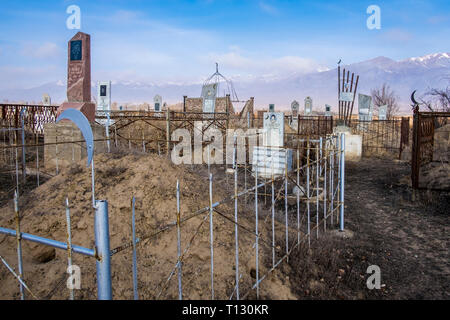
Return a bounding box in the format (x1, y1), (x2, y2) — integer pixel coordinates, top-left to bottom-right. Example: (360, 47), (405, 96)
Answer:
(97, 81), (111, 113)
(304, 97), (313, 115)
(358, 94), (373, 121)
(42, 93), (51, 106)
(325, 104), (332, 117)
(263, 112), (284, 148)
(378, 105), (387, 120)
(154, 94), (162, 112)
(201, 83), (218, 113)
(291, 100), (299, 117)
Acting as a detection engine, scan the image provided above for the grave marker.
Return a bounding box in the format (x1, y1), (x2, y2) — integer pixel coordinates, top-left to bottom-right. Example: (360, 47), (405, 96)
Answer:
(304, 97), (313, 115)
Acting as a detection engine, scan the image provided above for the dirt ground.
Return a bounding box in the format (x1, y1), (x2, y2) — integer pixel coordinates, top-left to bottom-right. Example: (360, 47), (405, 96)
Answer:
(0, 153), (448, 300)
(284, 158), (449, 300)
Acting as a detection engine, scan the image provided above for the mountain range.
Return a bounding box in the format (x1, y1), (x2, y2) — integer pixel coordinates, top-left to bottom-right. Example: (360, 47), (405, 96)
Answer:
(1, 53), (449, 114)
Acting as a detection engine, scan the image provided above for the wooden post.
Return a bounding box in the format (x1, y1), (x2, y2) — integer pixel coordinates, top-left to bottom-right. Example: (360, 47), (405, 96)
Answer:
(166, 109), (171, 156)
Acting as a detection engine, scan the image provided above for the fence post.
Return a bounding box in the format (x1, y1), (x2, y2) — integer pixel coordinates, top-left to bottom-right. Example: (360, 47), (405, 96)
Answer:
(166, 109), (171, 157)
(94, 200), (112, 300)
(339, 133), (345, 232)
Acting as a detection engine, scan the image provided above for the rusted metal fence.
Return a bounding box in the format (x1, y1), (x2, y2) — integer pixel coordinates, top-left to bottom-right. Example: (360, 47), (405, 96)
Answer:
(0, 104), (59, 135)
(349, 117), (410, 159)
(296, 115), (334, 137)
(411, 110), (450, 189)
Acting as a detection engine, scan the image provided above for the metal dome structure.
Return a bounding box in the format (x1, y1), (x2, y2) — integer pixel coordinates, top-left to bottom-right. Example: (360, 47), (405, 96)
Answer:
(203, 63), (239, 102)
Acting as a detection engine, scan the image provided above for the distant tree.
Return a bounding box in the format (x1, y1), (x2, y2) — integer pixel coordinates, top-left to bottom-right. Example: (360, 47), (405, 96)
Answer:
(419, 86), (450, 112)
(371, 83), (400, 119)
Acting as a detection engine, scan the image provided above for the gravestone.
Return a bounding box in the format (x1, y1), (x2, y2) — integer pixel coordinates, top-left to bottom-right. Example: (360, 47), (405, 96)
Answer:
(263, 112), (284, 148)
(325, 104), (332, 117)
(304, 97), (313, 115)
(201, 83), (217, 113)
(58, 32), (95, 121)
(97, 81), (111, 112)
(269, 104), (275, 112)
(358, 94), (373, 121)
(42, 93), (51, 106)
(378, 105), (387, 120)
(291, 100), (299, 117)
(154, 94), (162, 112)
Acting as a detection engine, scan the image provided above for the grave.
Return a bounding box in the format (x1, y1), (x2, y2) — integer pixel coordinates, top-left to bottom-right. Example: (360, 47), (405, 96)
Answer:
(42, 93), (51, 106)
(358, 94), (373, 121)
(304, 97), (313, 115)
(333, 125), (362, 161)
(201, 83), (218, 113)
(57, 32), (96, 121)
(154, 94), (162, 112)
(325, 104), (332, 117)
(291, 100), (299, 117)
(252, 112), (293, 178)
(378, 105), (387, 120)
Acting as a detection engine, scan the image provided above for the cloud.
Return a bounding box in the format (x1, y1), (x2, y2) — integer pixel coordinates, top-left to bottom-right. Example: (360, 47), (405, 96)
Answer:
(380, 29), (413, 43)
(427, 15), (449, 24)
(20, 42), (61, 59)
(259, 2), (278, 15)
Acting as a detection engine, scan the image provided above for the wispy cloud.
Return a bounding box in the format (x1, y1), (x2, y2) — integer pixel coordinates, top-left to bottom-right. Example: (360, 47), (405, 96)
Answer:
(20, 42), (61, 59)
(258, 2), (278, 15)
(380, 29), (413, 43)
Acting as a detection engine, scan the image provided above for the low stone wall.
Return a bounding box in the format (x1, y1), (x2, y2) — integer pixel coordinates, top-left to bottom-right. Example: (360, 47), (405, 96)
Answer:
(44, 121), (107, 169)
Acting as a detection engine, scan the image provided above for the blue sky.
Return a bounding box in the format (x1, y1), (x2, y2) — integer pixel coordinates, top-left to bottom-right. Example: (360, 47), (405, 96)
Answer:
(0, 0), (449, 89)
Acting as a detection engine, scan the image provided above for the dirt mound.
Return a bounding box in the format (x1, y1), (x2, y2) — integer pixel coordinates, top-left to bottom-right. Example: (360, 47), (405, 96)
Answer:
(0, 151), (291, 300)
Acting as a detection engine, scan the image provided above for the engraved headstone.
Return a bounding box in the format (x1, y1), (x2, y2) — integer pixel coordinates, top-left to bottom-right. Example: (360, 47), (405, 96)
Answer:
(325, 104), (332, 117)
(201, 83), (217, 113)
(269, 104), (275, 112)
(42, 93), (51, 106)
(358, 94), (373, 121)
(378, 105), (387, 120)
(263, 112), (284, 148)
(154, 95), (162, 112)
(97, 81), (111, 112)
(291, 100), (299, 117)
(58, 32), (95, 121)
(304, 97), (313, 115)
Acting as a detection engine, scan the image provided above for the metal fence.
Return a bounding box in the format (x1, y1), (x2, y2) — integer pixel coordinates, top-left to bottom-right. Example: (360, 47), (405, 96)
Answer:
(0, 104), (59, 135)
(0, 129), (346, 300)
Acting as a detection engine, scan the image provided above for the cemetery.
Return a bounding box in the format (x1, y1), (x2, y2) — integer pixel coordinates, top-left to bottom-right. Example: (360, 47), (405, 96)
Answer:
(0, 30), (448, 301)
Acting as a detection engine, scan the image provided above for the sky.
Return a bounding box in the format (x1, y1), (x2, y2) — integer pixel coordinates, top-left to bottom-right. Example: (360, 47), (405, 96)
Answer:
(0, 0), (449, 90)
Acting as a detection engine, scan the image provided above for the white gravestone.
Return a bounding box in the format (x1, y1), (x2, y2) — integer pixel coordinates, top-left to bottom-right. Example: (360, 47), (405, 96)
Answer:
(97, 81), (111, 113)
(304, 97), (313, 115)
(263, 112), (284, 148)
(325, 104), (332, 117)
(42, 93), (51, 106)
(201, 83), (217, 113)
(291, 100), (299, 117)
(154, 94), (162, 112)
(358, 94), (373, 121)
(378, 105), (387, 120)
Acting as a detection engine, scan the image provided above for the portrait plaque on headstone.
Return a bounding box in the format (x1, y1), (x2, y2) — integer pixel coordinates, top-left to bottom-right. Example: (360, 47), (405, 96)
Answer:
(70, 40), (82, 61)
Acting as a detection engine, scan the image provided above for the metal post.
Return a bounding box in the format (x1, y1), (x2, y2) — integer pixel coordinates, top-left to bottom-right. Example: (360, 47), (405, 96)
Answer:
(166, 109), (170, 157)
(208, 174), (214, 300)
(91, 162), (96, 208)
(36, 133), (39, 187)
(339, 133), (345, 231)
(233, 140), (240, 300)
(14, 190), (25, 300)
(336, 135), (341, 225)
(94, 200), (112, 300)
(106, 112), (111, 153)
(21, 113), (26, 185)
(330, 138), (334, 225)
(176, 183), (182, 300)
(316, 141), (319, 239)
(271, 155), (275, 268)
(255, 163), (259, 299)
(284, 153), (289, 261)
(65, 197), (74, 300)
(296, 148), (300, 245)
(306, 139), (311, 247)
(132, 196), (139, 300)
(15, 142), (19, 196)
(323, 138), (327, 231)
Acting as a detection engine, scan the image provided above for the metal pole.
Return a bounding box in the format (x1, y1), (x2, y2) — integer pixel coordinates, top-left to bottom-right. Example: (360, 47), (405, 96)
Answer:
(15, 139), (19, 196)
(296, 148), (300, 245)
(176, 183), (182, 300)
(284, 153), (289, 261)
(323, 138), (327, 231)
(106, 112), (111, 153)
(65, 197), (74, 300)
(255, 163), (259, 299)
(316, 141), (319, 239)
(233, 139), (240, 300)
(14, 190), (25, 300)
(330, 138), (334, 225)
(306, 139), (311, 247)
(336, 135), (341, 225)
(91, 162), (96, 208)
(132, 196), (139, 300)
(36, 133), (39, 187)
(71, 128), (75, 163)
(94, 200), (112, 300)
(21, 113), (26, 185)
(209, 173), (214, 300)
(340, 133), (345, 231)
(271, 154), (275, 268)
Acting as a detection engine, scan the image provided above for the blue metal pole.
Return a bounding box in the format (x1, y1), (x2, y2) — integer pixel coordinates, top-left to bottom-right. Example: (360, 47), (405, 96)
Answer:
(131, 196), (139, 300)
(65, 197), (74, 300)
(94, 200), (112, 300)
(0, 227), (95, 257)
(339, 133), (345, 232)
(14, 190), (24, 300)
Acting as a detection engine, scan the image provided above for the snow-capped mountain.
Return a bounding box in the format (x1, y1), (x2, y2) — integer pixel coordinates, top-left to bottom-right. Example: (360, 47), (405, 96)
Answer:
(1, 53), (449, 113)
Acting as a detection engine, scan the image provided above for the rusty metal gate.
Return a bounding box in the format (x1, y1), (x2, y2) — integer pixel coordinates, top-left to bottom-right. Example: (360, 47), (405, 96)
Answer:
(411, 108), (450, 189)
